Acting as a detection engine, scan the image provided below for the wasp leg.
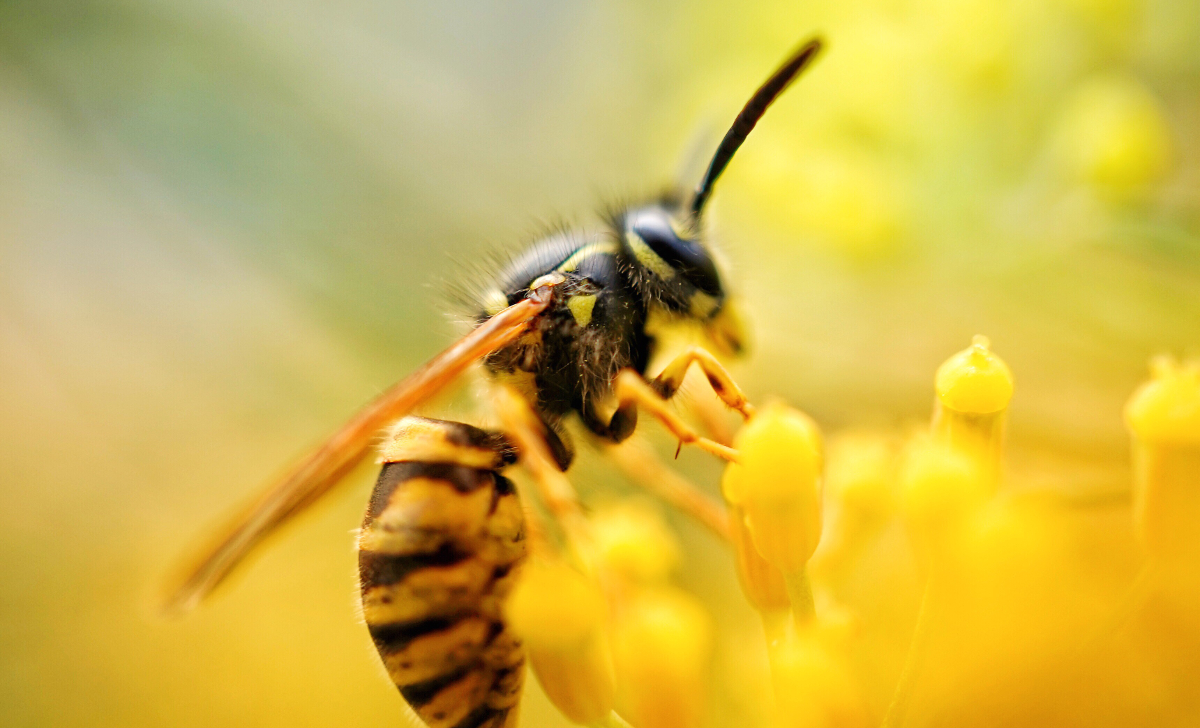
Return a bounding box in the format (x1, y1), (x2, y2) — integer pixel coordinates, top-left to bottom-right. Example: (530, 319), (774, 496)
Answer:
(359, 416), (526, 728)
(649, 345), (755, 420)
(493, 387), (591, 560)
(612, 370), (740, 463)
(539, 413), (576, 471)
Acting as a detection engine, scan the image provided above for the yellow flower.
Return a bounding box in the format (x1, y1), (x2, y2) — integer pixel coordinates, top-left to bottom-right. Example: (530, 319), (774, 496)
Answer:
(612, 587), (713, 728)
(589, 498), (681, 585)
(505, 559), (616, 725)
(1053, 74), (1175, 199)
(722, 402), (824, 574)
(1125, 356), (1200, 560)
(932, 335), (1014, 482)
(899, 434), (989, 563)
(770, 629), (868, 728)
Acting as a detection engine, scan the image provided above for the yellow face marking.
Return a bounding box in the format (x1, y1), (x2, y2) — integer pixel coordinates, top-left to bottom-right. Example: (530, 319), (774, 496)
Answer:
(643, 304), (682, 341)
(557, 241), (619, 273)
(689, 290), (719, 319)
(567, 293), (598, 328)
(625, 229), (676, 281)
(669, 215), (696, 240)
(482, 289), (509, 317)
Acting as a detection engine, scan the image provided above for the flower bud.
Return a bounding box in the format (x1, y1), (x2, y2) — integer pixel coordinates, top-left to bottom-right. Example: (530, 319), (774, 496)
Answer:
(722, 402), (824, 574)
(1125, 356), (1200, 560)
(933, 336), (1013, 484)
(1053, 73), (1174, 200)
(827, 431), (898, 526)
(771, 629), (868, 728)
(728, 504), (791, 616)
(613, 588), (712, 728)
(505, 559), (615, 725)
(590, 498), (680, 585)
(899, 435), (989, 563)
(816, 431), (898, 580)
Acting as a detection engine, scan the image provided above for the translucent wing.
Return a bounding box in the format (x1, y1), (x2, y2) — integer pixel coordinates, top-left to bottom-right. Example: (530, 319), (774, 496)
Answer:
(161, 296), (549, 614)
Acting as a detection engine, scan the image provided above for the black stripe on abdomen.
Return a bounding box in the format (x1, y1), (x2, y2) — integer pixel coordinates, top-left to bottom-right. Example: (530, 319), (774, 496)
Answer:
(366, 461), (497, 520)
(358, 543), (470, 588)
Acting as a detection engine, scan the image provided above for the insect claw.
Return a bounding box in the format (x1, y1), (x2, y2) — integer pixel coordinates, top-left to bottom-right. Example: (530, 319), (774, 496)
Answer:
(675, 441), (683, 459)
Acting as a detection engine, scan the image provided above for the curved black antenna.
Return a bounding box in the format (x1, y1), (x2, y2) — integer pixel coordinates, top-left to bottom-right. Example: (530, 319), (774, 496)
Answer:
(690, 37), (824, 217)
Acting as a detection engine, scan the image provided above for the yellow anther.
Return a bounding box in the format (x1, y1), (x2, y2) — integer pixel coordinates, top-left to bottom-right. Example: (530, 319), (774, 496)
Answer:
(1125, 356), (1200, 445)
(505, 559), (616, 725)
(935, 335), (1014, 415)
(933, 336), (1013, 484)
(827, 431), (897, 524)
(813, 431), (898, 581)
(1125, 357), (1200, 560)
(722, 402), (824, 574)
(727, 504), (790, 616)
(506, 559), (605, 650)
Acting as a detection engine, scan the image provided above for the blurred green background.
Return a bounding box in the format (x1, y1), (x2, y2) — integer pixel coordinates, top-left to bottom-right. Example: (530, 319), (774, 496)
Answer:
(1, 0), (1197, 726)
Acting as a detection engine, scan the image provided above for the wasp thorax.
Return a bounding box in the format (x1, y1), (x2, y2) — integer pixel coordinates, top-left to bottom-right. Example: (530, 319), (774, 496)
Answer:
(622, 205), (725, 318)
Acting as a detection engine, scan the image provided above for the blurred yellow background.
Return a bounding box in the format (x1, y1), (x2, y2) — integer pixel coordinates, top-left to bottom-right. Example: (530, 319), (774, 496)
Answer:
(1, 0), (1197, 726)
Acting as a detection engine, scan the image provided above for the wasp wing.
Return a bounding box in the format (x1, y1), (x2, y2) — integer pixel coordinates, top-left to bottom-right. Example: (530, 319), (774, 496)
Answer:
(161, 297), (548, 614)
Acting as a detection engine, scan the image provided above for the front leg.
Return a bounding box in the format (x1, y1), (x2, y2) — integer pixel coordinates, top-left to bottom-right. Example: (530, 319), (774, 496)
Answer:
(612, 371), (739, 463)
(586, 346), (752, 446)
(648, 345), (755, 420)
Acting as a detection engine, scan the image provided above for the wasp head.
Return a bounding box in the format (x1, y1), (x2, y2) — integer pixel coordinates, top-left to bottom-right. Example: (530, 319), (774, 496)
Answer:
(620, 203), (745, 355)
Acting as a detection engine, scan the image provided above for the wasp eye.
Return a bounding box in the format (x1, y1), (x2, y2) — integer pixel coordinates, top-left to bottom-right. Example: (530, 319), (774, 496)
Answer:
(627, 208), (723, 297)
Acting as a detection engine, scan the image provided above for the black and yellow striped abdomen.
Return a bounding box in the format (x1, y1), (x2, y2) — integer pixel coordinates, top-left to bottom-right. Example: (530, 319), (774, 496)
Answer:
(359, 418), (526, 728)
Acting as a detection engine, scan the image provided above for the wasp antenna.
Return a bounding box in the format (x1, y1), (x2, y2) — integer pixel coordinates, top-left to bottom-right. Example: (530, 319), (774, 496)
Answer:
(690, 37), (824, 218)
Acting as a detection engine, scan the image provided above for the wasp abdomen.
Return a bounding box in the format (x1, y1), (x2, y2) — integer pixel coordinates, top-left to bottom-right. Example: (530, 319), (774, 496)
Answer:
(359, 418), (525, 728)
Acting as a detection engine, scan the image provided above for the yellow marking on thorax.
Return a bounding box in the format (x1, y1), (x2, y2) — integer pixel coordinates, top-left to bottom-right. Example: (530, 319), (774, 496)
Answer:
(625, 230), (676, 281)
(557, 241), (619, 273)
(482, 289), (509, 317)
(567, 293), (598, 328)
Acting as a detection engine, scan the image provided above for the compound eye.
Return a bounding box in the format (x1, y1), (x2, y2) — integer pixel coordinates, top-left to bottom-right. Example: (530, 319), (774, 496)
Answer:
(628, 209), (723, 297)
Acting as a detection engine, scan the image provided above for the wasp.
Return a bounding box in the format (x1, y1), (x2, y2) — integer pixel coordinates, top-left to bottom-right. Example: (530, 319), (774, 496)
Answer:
(166, 36), (823, 728)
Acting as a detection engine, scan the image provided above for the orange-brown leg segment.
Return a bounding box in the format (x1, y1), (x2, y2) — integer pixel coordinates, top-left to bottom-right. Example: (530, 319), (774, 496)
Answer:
(612, 370), (741, 463)
(493, 387), (593, 563)
(649, 346), (755, 421)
